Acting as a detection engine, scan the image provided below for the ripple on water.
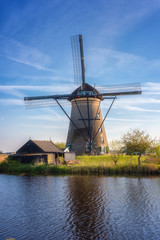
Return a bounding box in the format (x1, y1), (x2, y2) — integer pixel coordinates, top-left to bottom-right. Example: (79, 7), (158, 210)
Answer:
(0, 175), (160, 240)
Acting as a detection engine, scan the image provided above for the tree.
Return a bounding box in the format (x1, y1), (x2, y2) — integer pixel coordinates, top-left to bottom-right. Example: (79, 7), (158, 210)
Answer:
(105, 146), (109, 154)
(121, 129), (153, 165)
(155, 145), (160, 157)
(109, 140), (123, 166)
(54, 142), (66, 150)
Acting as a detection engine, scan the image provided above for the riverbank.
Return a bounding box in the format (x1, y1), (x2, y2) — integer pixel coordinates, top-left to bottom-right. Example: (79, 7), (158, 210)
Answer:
(0, 155), (160, 176)
(0, 154), (9, 163)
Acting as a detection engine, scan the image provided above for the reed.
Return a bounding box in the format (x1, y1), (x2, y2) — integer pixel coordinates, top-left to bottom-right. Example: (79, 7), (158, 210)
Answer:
(0, 155), (160, 176)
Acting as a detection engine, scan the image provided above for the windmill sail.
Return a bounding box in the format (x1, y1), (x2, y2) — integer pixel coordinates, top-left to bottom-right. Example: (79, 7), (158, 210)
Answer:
(24, 98), (71, 109)
(71, 35), (86, 87)
(97, 82), (141, 96)
(24, 94), (70, 108)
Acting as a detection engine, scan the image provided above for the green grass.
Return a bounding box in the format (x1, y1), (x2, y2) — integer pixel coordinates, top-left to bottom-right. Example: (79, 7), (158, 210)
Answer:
(0, 155), (160, 176)
(75, 155), (160, 175)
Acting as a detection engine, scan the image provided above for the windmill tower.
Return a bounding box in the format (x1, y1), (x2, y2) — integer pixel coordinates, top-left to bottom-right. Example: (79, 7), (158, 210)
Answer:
(24, 35), (141, 155)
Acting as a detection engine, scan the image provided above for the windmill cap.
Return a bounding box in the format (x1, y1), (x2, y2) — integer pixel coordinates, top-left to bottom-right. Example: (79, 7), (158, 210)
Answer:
(68, 83), (103, 101)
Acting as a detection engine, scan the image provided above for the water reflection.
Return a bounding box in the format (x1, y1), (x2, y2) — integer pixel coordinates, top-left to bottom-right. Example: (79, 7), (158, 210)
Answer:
(65, 176), (113, 239)
(0, 175), (160, 240)
(64, 176), (160, 239)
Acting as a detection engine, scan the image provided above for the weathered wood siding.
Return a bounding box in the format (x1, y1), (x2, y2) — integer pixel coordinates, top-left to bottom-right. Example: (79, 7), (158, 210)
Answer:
(66, 98), (108, 155)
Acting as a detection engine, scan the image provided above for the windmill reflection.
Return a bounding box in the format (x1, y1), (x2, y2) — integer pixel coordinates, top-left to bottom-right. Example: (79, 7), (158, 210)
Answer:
(65, 176), (113, 239)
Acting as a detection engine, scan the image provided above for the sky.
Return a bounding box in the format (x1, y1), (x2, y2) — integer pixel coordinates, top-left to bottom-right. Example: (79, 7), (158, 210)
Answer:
(0, 0), (160, 152)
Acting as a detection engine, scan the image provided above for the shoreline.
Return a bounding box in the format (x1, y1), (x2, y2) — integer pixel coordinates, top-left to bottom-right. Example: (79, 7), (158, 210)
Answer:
(0, 158), (160, 177)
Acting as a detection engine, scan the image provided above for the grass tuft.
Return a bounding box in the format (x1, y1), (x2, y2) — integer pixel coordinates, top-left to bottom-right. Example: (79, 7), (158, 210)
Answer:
(0, 155), (160, 176)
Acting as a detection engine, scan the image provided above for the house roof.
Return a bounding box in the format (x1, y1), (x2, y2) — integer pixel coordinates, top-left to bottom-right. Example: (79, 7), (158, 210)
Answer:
(32, 140), (63, 153)
(16, 140), (63, 154)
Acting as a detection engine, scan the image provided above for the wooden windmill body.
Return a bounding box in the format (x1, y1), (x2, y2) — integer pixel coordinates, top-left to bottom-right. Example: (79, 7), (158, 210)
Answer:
(66, 83), (108, 155)
(24, 35), (141, 155)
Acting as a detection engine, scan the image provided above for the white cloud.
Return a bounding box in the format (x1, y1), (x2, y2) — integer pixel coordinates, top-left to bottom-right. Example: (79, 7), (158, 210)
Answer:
(143, 82), (160, 95)
(99, 81), (160, 113)
(0, 35), (55, 72)
(106, 117), (159, 123)
(27, 111), (68, 122)
(0, 99), (23, 105)
(120, 105), (160, 113)
(0, 83), (78, 98)
(0, 88), (25, 98)
(6, 56), (55, 72)
(116, 97), (160, 105)
(86, 48), (160, 78)
(91, 0), (160, 46)
(0, 84), (77, 93)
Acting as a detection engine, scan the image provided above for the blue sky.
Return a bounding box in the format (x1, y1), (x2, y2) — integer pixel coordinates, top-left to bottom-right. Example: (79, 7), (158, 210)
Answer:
(0, 0), (160, 152)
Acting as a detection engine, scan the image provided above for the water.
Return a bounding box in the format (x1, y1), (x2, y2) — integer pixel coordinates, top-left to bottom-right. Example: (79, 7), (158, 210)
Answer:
(0, 174), (160, 240)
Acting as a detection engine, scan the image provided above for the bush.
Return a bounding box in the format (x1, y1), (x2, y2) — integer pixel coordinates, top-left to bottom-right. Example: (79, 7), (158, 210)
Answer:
(155, 145), (160, 157)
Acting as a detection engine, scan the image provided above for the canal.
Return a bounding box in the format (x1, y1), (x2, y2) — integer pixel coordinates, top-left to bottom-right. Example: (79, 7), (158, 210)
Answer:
(0, 174), (160, 239)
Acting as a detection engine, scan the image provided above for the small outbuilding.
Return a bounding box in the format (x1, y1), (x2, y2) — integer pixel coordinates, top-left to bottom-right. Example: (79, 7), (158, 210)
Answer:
(12, 140), (63, 165)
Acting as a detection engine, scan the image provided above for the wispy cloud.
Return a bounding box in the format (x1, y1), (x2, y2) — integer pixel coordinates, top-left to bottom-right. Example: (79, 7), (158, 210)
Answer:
(101, 81), (160, 113)
(86, 48), (160, 78)
(0, 99), (23, 105)
(0, 84), (77, 93)
(0, 35), (55, 72)
(106, 117), (159, 123)
(6, 56), (55, 72)
(0, 84), (78, 98)
(92, 0), (160, 44)
(143, 82), (160, 95)
(27, 111), (68, 122)
(121, 105), (160, 113)
(0, 88), (25, 98)
(116, 97), (160, 105)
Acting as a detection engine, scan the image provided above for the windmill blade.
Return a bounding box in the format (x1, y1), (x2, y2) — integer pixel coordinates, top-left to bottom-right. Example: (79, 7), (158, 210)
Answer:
(24, 93), (70, 101)
(71, 34), (86, 87)
(71, 35), (82, 85)
(24, 94), (71, 109)
(97, 83), (142, 96)
(25, 98), (71, 109)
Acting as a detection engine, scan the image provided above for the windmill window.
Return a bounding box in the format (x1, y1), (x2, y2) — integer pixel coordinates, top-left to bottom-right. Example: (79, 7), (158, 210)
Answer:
(97, 112), (100, 117)
(99, 127), (102, 133)
(101, 137), (104, 143)
(101, 146), (106, 153)
(77, 91), (97, 96)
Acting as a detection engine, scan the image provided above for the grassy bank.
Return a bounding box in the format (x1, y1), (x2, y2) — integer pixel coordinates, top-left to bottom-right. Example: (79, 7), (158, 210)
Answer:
(0, 155), (160, 176)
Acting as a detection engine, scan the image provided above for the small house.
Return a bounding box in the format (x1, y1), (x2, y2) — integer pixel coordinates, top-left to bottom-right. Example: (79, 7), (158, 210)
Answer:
(12, 140), (63, 165)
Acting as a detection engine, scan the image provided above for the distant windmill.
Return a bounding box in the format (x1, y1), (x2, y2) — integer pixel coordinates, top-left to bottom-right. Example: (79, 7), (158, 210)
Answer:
(24, 35), (141, 155)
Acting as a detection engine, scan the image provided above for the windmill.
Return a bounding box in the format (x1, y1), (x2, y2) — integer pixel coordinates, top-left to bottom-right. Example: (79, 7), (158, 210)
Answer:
(24, 35), (141, 155)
